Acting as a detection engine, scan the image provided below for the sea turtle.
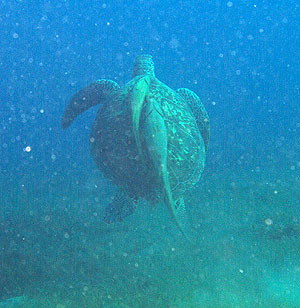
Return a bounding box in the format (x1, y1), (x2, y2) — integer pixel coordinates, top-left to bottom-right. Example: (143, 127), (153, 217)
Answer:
(61, 54), (210, 239)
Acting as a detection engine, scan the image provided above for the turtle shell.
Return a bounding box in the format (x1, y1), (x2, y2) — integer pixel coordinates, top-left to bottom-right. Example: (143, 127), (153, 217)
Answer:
(90, 76), (205, 202)
(90, 76), (159, 200)
(143, 78), (205, 200)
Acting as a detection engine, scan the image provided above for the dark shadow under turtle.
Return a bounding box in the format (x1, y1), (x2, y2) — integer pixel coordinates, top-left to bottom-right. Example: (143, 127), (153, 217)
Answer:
(61, 55), (210, 239)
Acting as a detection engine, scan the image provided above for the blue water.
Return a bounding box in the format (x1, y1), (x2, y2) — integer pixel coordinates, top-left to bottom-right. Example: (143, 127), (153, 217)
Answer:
(1, 1), (300, 307)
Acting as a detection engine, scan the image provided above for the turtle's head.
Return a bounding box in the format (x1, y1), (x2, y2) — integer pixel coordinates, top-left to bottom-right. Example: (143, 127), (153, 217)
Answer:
(132, 54), (155, 77)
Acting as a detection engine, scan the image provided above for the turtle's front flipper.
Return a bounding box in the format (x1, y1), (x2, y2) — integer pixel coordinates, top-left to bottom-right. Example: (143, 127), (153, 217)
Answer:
(103, 190), (137, 224)
(144, 99), (188, 238)
(130, 76), (150, 155)
(62, 79), (120, 129)
(176, 88), (210, 151)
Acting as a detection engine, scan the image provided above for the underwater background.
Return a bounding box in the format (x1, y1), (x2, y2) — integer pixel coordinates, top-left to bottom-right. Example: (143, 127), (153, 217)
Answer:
(1, 0), (300, 307)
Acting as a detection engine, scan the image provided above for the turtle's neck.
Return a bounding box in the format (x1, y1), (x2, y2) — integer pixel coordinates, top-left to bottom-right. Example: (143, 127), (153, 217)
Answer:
(132, 54), (155, 77)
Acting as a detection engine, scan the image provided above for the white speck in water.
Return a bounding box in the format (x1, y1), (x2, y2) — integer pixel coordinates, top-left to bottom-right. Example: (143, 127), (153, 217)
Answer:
(265, 218), (273, 226)
(12, 32), (19, 39)
(25, 146), (31, 152)
(227, 1), (233, 7)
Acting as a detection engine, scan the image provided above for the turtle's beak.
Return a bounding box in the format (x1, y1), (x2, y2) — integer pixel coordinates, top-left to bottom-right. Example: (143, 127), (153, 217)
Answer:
(131, 76), (150, 155)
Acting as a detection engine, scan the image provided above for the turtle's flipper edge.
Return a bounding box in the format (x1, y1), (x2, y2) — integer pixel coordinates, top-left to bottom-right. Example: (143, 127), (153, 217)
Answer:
(62, 79), (119, 129)
(176, 88), (210, 151)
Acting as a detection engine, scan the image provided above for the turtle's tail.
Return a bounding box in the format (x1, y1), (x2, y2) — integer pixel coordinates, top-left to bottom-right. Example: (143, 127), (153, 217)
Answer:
(62, 79), (119, 129)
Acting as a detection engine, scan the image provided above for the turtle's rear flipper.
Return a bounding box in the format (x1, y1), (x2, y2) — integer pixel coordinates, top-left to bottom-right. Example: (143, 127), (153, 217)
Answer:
(103, 190), (137, 224)
(62, 79), (120, 129)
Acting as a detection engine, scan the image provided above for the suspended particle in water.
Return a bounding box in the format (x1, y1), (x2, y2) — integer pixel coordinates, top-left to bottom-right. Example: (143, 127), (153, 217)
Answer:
(12, 32), (19, 39)
(169, 37), (179, 49)
(265, 218), (273, 226)
(227, 1), (233, 7)
(25, 146), (31, 152)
